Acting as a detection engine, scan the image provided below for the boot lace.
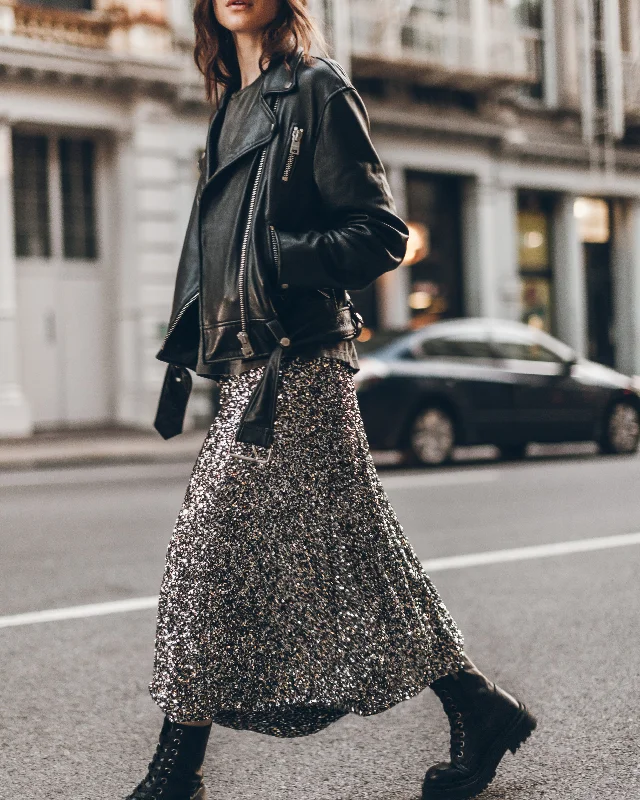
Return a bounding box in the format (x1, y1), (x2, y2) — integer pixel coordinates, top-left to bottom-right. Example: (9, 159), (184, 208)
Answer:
(437, 689), (465, 763)
(127, 726), (184, 799)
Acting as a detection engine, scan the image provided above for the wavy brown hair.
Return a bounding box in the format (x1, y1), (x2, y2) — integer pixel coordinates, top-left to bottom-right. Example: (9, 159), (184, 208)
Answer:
(194, 0), (328, 107)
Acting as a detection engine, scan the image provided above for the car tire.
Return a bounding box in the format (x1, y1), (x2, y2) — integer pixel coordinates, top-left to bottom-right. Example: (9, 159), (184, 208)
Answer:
(408, 407), (456, 467)
(599, 401), (640, 455)
(498, 443), (528, 461)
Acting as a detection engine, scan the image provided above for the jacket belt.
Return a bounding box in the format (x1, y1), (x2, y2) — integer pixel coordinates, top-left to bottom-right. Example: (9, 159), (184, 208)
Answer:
(235, 319), (289, 449)
(153, 318), (290, 449)
(154, 308), (359, 447)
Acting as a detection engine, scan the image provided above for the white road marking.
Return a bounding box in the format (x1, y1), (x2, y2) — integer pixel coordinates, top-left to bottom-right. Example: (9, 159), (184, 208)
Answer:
(421, 531), (640, 572)
(0, 597), (159, 629)
(2, 532), (640, 630)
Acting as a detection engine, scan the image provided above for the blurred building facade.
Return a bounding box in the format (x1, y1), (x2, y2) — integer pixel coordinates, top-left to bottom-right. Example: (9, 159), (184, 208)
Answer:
(2, 0), (640, 436)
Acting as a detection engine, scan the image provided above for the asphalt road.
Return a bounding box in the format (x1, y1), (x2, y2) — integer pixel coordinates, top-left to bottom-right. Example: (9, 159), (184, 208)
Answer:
(2, 446), (640, 800)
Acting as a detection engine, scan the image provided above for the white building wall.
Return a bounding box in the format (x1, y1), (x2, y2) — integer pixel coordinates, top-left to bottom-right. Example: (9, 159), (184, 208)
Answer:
(115, 99), (209, 430)
(0, 122), (31, 436)
(612, 198), (640, 375)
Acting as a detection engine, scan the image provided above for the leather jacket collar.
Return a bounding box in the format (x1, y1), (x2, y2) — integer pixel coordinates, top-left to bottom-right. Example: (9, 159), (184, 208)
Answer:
(204, 47), (305, 184)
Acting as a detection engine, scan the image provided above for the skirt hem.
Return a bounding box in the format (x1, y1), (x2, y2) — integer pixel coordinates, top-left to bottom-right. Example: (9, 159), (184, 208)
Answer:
(148, 652), (465, 738)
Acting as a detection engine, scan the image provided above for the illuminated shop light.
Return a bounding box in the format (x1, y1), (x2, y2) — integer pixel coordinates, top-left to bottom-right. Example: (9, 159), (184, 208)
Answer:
(523, 231), (544, 249)
(574, 197), (610, 243)
(408, 291), (432, 310)
(401, 222), (430, 266)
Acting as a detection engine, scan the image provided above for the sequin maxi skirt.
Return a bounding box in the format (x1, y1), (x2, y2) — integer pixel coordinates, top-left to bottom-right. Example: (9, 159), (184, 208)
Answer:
(149, 356), (465, 737)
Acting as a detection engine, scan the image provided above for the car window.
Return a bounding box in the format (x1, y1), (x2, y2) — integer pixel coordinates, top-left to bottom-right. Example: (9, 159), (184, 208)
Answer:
(416, 336), (494, 360)
(491, 339), (563, 363)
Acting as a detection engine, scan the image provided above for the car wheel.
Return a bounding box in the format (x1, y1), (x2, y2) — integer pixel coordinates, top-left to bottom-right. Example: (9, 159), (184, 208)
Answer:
(408, 407), (455, 466)
(600, 402), (640, 455)
(498, 443), (528, 461)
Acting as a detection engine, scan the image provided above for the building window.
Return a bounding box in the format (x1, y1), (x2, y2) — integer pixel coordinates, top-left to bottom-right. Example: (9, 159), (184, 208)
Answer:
(12, 133), (51, 258)
(406, 171), (463, 328)
(518, 191), (553, 333)
(60, 138), (98, 260)
(512, 0), (545, 100)
(575, 197), (615, 366)
(13, 132), (98, 261)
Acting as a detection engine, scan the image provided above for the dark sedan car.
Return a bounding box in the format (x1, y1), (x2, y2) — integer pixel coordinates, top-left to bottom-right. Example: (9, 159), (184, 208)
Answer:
(354, 318), (640, 466)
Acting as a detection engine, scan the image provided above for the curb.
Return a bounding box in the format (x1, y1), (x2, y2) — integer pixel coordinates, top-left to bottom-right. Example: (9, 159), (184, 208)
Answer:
(0, 430), (207, 472)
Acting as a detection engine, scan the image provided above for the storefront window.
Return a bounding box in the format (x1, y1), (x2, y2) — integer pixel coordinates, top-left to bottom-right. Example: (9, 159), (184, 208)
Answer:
(575, 197), (615, 366)
(518, 192), (553, 332)
(405, 171), (463, 328)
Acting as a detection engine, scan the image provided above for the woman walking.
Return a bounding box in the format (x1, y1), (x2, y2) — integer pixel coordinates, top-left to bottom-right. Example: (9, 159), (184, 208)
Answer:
(129, 2), (536, 799)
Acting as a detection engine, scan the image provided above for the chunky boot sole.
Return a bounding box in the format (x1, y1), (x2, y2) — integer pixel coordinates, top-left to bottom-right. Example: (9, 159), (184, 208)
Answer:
(422, 703), (537, 800)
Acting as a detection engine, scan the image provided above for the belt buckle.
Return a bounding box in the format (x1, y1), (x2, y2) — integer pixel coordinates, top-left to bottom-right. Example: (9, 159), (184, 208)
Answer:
(230, 444), (273, 467)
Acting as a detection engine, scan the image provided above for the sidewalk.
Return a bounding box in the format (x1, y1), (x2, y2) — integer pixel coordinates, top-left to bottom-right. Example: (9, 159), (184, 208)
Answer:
(0, 426), (206, 471)
(0, 426), (407, 471)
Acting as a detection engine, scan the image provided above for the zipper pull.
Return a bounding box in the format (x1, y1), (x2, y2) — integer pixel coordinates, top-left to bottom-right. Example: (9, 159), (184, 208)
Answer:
(290, 127), (303, 155)
(237, 331), (255, 358)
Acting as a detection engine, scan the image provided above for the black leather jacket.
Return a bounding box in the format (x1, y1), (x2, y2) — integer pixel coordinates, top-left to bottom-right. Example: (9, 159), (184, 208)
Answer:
(154, 46), (409, 449)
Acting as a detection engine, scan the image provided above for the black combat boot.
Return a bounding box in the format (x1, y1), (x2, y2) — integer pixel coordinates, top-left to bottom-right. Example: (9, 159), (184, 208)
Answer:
(422, 655), (536, 800)
(125, 717), (212, 800)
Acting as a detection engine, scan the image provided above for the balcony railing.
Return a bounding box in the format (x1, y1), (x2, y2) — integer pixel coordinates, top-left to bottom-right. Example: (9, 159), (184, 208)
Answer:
(0, 0), (172, 56)
(12, 3), (111, 49)
(349, 0), (536, 86)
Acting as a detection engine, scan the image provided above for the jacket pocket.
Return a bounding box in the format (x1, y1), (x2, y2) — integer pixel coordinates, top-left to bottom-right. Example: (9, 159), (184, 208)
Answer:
(282, 125), (304, 182)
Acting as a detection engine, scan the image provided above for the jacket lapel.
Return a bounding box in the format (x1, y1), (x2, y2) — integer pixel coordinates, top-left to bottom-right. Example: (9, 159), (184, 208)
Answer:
(203, 47), (305, 187)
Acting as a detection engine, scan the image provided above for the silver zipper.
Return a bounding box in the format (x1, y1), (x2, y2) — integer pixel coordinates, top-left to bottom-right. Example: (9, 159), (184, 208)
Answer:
(268, 224), (279, 268)
(282, 126), (303, 182)
(237, 96), (280, 358)
(162, 294), (198, 347)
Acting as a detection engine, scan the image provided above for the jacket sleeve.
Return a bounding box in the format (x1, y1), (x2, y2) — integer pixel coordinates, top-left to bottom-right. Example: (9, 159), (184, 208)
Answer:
(270, 87), (409, 291)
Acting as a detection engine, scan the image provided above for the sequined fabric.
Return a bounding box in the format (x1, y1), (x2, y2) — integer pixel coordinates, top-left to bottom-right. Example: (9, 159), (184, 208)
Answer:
(149, 357), (465, 737)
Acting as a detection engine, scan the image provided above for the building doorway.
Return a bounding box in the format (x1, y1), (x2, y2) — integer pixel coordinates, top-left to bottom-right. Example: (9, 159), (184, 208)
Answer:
(13, 131), (111, 428)
(574, 197), (615, 367)
(405, 170), (464, 328)
(518, 190), (555, 334)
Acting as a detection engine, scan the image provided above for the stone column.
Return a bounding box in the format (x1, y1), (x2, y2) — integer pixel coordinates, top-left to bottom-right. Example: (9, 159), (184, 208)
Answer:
(332, 0), (352, 77)
(113, 127), (143, 427)
(470, 0), (489, 74)
(611, 198), (640, 375)
(554, 0), (581, 111)
(461, 176), (519, 320)
(494, 182), (521, 321)
(542, 0), (559, 108)
(552, 193), (588, 356)
(376, 164), (410, 330)
(0, 121), (32, 436)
